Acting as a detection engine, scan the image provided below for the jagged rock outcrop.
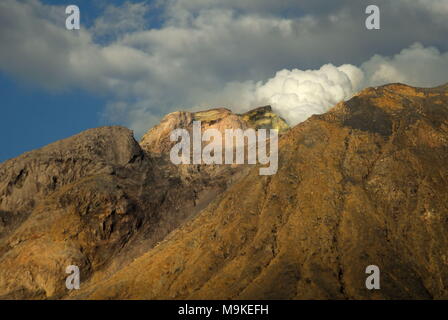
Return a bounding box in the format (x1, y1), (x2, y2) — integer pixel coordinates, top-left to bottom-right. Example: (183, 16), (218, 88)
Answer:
(139, 105), (288, 204)
(140, 106), (289, 155)
(75, 83), (448, 300)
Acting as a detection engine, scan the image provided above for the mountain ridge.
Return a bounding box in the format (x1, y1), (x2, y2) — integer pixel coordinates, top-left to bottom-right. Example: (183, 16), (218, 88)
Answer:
(1, 83), (448, 299)
(74, 83), (448, 299)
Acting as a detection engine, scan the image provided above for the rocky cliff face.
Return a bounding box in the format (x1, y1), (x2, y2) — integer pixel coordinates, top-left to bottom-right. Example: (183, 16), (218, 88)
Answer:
(73, 83), (448, 300)
(0, 127), (173, 298)
(140, 106), (289, 154)
(0, 106), (285, 299)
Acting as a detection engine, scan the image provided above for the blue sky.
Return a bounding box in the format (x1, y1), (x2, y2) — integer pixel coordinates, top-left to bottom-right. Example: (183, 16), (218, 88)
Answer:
(0, 0), (447, 162)
(0, 0), (107, 161)
(0, 3), (95, 161)
(0, 73), (104, 161)
(0, 0), (161, 162)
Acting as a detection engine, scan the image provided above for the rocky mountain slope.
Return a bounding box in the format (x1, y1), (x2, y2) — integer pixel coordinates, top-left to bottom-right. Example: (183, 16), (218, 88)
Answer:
(74, 83), (448, 300)
(1, 83), (448, 299)
(0, 106), (286, 299)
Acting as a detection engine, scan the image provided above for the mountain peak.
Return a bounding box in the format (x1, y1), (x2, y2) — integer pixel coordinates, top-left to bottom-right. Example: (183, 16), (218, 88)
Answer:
(139, 105), (289, 154)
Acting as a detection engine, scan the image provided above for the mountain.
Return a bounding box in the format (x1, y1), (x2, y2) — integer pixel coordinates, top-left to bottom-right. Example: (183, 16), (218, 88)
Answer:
(0, 106), (286, 299)
(75, 83), (448, 299)
(1, 83), (448, 299)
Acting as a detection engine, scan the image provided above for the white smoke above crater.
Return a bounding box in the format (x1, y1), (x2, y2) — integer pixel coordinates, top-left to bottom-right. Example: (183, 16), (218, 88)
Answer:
(252, 64), (364, 125)
(235, 43), (448, 127)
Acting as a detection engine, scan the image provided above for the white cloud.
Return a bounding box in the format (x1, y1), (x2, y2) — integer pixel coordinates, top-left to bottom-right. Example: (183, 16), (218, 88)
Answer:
(361, 43), (448, 88)
(0, 0), (447, 137)
(91, 1), (150, 40)
(252, 64), (364, 125)
(401, 0), (448, 16)
(234, 43), (448, 126)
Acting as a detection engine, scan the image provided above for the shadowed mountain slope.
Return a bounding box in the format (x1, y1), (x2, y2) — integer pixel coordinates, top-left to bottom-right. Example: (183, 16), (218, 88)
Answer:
(0, 107), (283, 299)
